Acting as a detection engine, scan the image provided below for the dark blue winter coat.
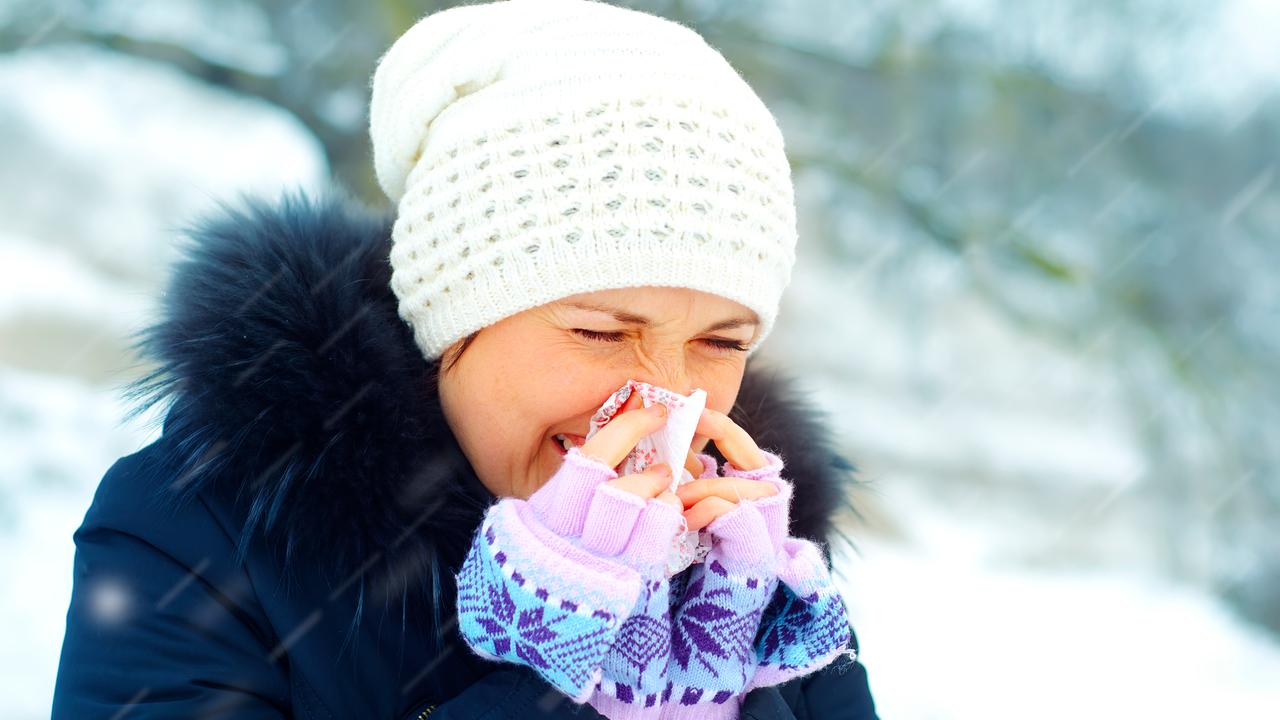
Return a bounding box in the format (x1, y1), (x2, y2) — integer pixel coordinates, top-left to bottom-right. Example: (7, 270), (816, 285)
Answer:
(50, 189), (879, 719)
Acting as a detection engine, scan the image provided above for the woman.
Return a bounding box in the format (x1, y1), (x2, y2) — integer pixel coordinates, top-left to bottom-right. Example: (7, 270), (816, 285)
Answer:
(51, 1), (878, 718)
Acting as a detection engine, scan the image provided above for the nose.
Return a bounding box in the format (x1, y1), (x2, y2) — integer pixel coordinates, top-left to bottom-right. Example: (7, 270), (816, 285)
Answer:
(629, 346), (692, 396)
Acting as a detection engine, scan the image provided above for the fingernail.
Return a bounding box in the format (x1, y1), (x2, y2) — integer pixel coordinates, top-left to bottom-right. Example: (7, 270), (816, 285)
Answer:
(651, 403), (667, 417)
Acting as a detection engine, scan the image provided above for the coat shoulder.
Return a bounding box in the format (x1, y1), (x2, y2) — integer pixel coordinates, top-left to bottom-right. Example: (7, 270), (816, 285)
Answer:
(77, 434), (227, 563)
(53, 433), (295, 718)
(74, 434), (271, 630)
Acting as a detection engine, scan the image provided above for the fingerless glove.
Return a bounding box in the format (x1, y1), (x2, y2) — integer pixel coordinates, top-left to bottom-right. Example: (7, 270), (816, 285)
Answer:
(455, 446), (683, 702)
(717, 451), (855, 692)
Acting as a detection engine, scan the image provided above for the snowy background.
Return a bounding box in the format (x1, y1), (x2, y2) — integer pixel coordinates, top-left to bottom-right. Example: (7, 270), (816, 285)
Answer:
(2, 1), (1278, 718)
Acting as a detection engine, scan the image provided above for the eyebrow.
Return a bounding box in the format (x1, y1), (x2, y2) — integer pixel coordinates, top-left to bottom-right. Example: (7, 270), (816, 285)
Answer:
(563, 301), (759, 334)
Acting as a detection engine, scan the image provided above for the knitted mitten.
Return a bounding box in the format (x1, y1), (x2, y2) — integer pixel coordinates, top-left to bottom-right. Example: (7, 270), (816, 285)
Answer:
(723, 451), (853, 693)
(744, 536), (854, 691)
(455, 446), (683, 703)
(658, 449), (853, 717)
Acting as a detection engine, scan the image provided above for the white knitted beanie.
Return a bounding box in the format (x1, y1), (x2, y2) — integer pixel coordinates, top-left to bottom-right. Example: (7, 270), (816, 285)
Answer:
(369, 0), (797, 361)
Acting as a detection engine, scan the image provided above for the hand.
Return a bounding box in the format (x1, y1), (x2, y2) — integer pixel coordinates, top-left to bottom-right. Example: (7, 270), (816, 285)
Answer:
(573, 394), (781, 534)
(575, 389), (683, 513)
(676, 408), (784, 531)
(528, 391), (689, 577)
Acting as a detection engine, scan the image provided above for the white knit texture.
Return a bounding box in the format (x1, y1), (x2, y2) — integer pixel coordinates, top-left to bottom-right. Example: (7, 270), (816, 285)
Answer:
(370, 0), (797, 361)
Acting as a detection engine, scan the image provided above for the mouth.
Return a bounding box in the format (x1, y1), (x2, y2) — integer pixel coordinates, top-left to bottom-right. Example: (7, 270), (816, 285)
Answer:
(551, 432), (588, 457)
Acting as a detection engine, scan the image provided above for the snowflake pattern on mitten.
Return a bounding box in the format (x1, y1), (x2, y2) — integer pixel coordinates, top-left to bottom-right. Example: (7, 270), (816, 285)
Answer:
(747, 537), (853, 689)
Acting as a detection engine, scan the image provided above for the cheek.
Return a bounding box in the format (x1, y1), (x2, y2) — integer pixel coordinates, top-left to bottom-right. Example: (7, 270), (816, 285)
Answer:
(472, 333), (567, 428)
(500, 348), (604, 464)
(532, 341), (622, 415)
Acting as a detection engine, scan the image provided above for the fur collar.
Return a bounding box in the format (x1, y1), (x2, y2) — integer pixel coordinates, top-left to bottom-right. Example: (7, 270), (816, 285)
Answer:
(123, 187), (863, 603)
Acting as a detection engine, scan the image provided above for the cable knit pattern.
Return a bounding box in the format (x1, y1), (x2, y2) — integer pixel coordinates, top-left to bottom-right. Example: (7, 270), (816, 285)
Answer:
(368, 0), (798, 361)
(456, 447), (851, 718)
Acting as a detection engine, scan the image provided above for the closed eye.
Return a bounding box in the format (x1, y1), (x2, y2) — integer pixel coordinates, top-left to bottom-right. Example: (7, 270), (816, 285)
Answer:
(571, 328), (749, 353)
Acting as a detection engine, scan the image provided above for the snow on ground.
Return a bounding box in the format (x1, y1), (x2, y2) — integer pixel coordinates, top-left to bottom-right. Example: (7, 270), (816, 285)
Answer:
(764, 241), (1280, 717)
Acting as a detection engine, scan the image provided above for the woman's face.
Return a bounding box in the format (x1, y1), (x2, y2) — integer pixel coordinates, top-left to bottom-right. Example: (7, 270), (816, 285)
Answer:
(438, 286), (759, 499)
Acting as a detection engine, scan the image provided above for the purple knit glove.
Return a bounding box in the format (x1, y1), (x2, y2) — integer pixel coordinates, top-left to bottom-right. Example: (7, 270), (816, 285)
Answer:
(704, 449), (856, 696)
(717, 447), (792, 549)
(575, 451), (715, 717)
(710, 449), (854, 695)
(584, 445), (855, 719)
(526, 448), (687, 715)
(745, 534), (854, 692)
(716, 451), (854, 691)
(456, 446), (683, 704)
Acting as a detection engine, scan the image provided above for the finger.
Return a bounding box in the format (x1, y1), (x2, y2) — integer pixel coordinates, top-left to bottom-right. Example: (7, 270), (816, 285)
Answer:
(620, 389), (643, 413)
(683, 447), (704, 478)
(604, 463), (672, 500)
(689, 433), (710, 455)
(675, 478), (778, 509)
(578, 401), (669, 470)
(683, 496), (738, 532)
(695, 408), (767, 472)
(654, 490), (682, 512)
